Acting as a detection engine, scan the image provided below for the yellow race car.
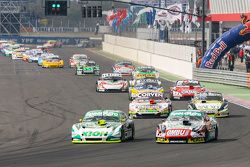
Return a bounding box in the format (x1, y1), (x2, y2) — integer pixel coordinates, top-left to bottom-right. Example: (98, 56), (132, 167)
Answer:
(42, 57), (64, 68)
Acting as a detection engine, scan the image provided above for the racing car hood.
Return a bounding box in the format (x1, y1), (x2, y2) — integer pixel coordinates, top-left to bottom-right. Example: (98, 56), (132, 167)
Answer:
(174, 86), (203, 93)
(193, 100), (222, 110)
(130, 100), (169, 109)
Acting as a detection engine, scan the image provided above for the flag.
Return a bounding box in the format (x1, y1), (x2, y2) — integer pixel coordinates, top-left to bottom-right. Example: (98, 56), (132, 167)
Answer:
(192, 0), (200, 28)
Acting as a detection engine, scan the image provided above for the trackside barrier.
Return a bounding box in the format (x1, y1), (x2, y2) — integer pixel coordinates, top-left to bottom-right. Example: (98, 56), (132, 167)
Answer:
(193, 68), (250, 88)
(102, 34), (196, 79)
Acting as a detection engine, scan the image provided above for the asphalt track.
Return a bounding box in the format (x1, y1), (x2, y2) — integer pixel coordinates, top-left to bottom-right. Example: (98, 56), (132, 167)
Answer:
(0, 47), (249, 167)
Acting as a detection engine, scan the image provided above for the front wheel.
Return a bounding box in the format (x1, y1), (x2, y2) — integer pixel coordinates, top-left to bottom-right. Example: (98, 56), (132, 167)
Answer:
(120, 128), (126, 142)
(214, 126), (218, 140)
(130, 126), (135, 141)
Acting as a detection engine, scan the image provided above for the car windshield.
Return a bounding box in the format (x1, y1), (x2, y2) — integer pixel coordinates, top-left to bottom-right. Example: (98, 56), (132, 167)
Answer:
(195, 93), (223, 101)
(48, 58), (60, 61)
(176, 80), (200, 86)
(117, 62), (132, 66)
(167, 115), (203, 122)
(83, 111), (120, 122)
(103, 76), (122, 80)
(139, 68), (155, 73)
(86, 62), (96, 66)
(135, 82), (159, 89)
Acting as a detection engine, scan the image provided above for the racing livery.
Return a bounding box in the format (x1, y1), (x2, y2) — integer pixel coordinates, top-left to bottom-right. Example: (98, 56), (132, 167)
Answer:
(169, 80), (205, 100)
(96, 73), (128, 92)
(72, 110), (135, 143)
(42, 57), (64, 68)
(112, 61), (135, 76)
(132, 66), (160, 79)
(69, 54), (88, 68)
(156, 110), (218, 143)
(129, 80), (164, 100)
(129, 93), (172, 118)
(188, 92), (229, 117)
(76, 60), (100, 76)
(129, 78), (162, 87)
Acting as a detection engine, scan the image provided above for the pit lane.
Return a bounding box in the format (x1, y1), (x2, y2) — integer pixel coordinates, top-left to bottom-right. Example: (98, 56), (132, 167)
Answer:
(0, 47), (249, 167)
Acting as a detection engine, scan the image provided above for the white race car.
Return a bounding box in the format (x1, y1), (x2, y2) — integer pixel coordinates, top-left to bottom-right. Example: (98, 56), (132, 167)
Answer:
(96, 73), (128, 92)
(129, 92), (172, 118)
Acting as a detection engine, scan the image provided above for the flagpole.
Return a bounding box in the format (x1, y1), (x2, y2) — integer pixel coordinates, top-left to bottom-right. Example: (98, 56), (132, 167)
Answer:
(202, 0), (206, 57)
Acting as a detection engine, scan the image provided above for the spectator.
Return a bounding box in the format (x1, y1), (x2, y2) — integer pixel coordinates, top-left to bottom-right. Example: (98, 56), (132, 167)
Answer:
(95, 21), (100, 35)
(245, 50), (250, 72)
(196, 56), (202, 68)
(239, 48), (244, 63)
(227, 51), (235, 71)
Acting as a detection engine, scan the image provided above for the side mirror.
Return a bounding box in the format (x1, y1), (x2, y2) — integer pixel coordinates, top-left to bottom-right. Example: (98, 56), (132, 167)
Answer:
(79, 118), (83, 123)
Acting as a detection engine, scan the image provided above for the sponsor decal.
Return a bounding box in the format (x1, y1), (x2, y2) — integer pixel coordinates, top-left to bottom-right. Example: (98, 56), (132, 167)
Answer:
(102, 73), (122, 78)
(82, 131), (108, 137)
(137, 92), (163, 98)
(171, 111), (203, 117)
(205, 41), (227, 68)
(166, 129), (190, 137)
(182, 90), (195, 94)
(85, 111), (119, 118)
(138, 79), (159, 83)
(136, 73), (156, 78)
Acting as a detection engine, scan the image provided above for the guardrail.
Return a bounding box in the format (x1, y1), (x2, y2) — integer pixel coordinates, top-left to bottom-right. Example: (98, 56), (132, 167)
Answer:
(193, 68), (250, 88)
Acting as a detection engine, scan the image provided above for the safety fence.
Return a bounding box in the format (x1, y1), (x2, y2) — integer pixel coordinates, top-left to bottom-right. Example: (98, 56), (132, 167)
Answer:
(193, 68), (250, 88)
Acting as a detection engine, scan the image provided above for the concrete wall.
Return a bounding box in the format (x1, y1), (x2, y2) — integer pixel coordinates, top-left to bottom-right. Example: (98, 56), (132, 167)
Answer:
(102, 34), (196, 79)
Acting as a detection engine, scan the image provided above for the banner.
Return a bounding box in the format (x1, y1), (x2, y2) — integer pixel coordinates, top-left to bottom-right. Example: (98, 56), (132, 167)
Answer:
(200, 15), (250, 68)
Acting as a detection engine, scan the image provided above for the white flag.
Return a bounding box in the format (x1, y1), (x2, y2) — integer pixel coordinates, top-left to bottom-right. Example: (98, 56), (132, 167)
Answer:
(192, 1), (200, 28)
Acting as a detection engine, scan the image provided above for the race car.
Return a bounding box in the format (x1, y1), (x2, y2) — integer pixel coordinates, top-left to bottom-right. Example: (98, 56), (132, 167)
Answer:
(155, 110), (218, 144)
(38, 53), (57, 66)
(112, 61), (135, 76)
(129, 78), (162, 88)
(76, 60), (100, 76)
(42, 57), (64, 68)
(42, 40), (62, 48)
(129, 92), (172, 118)
(69, 54), (88, 68)
(169, 80), (206, 100)
(96, 73), (128, 92)
(129, 80), (164, 100)
(132, 66), (160, 79)
(71, 110), (135, 143)
(188, 92), (229, 117)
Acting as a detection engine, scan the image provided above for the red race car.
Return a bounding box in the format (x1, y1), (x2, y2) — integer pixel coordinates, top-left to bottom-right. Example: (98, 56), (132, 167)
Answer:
(169, 80), (205, 100)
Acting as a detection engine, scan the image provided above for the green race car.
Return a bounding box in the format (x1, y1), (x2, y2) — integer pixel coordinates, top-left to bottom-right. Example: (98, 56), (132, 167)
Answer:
(71, 110), (135, 143)
(76, 60), (100, 76)
(132, 66), (160, 79)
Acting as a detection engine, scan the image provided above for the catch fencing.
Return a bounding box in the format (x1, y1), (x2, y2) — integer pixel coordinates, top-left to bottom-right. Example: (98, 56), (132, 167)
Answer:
(193, 68), (250, 88)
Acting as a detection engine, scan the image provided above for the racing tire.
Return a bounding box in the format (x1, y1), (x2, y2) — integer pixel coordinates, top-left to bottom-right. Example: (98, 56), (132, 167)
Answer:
(205, 130), (210, 142)
(120, 127), (126, 142)
(96, 87), (99, 92)
(130, 126), (135, 141)
(214, 126), (218, 141)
